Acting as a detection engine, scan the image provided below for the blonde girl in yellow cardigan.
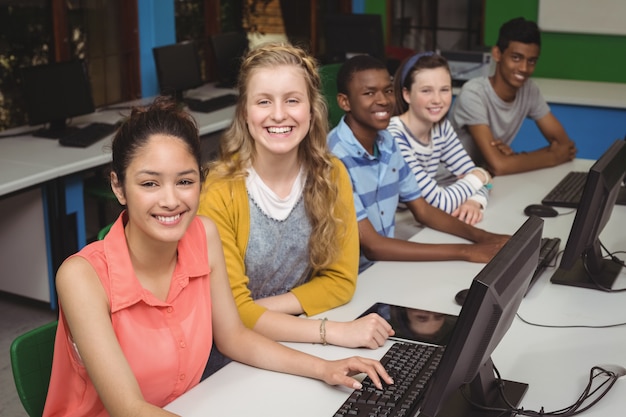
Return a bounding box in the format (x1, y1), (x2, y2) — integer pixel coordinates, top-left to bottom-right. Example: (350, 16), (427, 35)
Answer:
(198, 43), (393, 377)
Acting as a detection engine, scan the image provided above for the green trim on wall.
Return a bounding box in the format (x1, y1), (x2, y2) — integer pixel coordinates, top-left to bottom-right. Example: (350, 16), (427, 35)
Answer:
(363, 0), (388, 43)
(484, 0), (626, 83)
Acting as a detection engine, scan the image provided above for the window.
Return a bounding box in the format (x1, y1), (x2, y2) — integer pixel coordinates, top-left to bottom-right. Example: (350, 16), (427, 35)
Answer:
(391, 0), (484, 52)
(0, 0), (139, 132)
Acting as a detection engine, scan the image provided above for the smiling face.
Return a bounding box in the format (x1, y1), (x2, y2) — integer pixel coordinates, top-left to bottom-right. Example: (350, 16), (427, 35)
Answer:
(112, 134), (201, 244)
(493, 41), (540, 92)
(244, 64), (311, 161)
(339, 68), (394, 144)
(403, 66), (452, 127)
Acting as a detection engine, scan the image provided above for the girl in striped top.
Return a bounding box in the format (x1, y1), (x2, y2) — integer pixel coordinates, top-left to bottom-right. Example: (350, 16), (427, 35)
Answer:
(388, 52), (491, 225)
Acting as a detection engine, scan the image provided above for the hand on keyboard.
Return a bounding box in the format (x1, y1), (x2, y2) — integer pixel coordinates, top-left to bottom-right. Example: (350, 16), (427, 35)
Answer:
(333, 342), (443, 417)
(322, 356), (393, 391)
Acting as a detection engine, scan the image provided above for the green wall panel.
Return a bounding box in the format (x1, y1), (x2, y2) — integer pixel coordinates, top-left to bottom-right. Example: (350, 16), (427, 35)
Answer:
(484, 0), (626, 83)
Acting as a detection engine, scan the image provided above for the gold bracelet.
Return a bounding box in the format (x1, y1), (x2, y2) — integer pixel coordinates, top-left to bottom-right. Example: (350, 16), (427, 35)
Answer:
(319, 318), (328, 345)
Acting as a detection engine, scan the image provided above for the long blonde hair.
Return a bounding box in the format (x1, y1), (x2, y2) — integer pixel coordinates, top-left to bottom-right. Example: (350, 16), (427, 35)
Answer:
(207, 42), (344, 270)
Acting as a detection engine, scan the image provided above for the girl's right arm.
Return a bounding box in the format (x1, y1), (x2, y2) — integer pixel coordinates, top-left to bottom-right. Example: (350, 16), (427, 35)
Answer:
(200, 178), (393, 349)
(201, 216), (394, 389)
(396, 137), (485, 214)
(56, 258), (178, 417)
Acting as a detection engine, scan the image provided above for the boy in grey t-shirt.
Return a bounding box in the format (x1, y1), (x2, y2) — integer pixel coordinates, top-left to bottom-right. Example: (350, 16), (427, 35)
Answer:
(449, 17), (576, 176)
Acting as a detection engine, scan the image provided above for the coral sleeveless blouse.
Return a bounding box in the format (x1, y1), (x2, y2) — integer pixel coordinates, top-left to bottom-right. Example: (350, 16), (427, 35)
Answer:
(43, 213), (213, 416)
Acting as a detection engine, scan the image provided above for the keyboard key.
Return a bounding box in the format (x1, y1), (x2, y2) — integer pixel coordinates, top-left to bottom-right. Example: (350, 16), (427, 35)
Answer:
(541, 171), (587, 208)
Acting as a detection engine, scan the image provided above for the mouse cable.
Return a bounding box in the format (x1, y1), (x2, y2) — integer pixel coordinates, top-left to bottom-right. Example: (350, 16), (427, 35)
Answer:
(515, 313), (626, 329)
(556, 208), (577, 217)
(459, 364), (618, 417)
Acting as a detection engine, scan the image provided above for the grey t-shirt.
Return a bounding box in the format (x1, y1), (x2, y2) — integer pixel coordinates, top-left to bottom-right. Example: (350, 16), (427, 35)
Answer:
(449, 76), (550, 165)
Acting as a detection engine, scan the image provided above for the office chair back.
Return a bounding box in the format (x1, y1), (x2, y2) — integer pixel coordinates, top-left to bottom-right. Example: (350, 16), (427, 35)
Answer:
(319, 63), (343, 129)
(10, 320), (58, 417)
(97, 222), (114, 240)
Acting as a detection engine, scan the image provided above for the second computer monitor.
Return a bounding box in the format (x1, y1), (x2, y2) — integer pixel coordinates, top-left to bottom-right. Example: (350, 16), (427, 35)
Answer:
(551, 139), (626, 290)
(20, 60), (95, 138)
(153, 41), (203, 102)
(210, 32), (248, 89)
(323, 13), (386, 64)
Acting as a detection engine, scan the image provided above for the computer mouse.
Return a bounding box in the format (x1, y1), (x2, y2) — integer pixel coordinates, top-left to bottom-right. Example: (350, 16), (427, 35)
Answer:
(454, 289), (469, 306)
(524, 204), (558, 218)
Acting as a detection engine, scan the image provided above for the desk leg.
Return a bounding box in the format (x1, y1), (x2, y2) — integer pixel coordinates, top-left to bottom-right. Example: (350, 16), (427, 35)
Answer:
(42, 173), (87, 309)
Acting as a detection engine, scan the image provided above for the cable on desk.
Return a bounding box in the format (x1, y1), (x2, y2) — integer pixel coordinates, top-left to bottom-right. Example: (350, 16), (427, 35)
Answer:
(579, 241), (626, 293)
(601, 241), (626, 268)
(459, 364), (619, 417)
(516, 313), (626, 329)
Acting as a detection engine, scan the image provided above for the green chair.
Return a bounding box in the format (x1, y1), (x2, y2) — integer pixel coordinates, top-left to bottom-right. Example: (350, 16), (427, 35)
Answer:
(84, 173), (121, 230)
(319, 63), (344, 129)
(10, 321), (58, 417)
(97, 222), (114, 240)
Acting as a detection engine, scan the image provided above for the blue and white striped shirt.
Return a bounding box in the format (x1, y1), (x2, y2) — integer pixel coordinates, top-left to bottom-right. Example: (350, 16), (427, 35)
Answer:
(388, 117), (489, 213)
(328, 117), (422, 270)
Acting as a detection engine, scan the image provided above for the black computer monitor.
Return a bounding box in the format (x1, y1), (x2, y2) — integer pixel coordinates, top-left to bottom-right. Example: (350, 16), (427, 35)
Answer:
(210, 32), (248, 89)
(551, 139), (626, 290)
(153, 41), (203, 102)
(419, 216), (543, 417)
(323, 13), (386, 64)
(20, 60), (95, 139)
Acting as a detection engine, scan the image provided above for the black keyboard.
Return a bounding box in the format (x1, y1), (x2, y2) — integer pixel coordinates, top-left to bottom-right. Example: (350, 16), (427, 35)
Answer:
(541, 171), (626, 207)
(59, 122), (117, 148)
(541, 171), (587, 208)
(185, 93), (238, 113)
(333, 342), (444, 417)
(526, 237), (561, 295)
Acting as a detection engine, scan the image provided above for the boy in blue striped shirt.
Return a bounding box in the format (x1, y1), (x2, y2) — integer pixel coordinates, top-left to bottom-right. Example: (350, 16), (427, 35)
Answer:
(327, 55), (508, 272)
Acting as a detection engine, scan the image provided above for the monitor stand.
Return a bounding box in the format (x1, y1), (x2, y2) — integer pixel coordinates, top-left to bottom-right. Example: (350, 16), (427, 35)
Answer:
(433, 359), (528, 417)
(434, 380), (528, 417)
(551, 257), (622, 289)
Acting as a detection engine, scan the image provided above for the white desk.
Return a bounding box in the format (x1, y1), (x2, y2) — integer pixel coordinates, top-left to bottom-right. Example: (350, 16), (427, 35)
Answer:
(165, 160), (626, 416)
(0, 84), (236, 305)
